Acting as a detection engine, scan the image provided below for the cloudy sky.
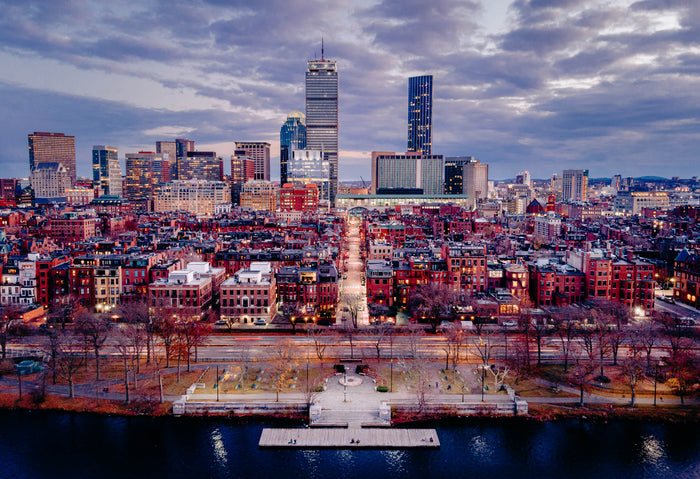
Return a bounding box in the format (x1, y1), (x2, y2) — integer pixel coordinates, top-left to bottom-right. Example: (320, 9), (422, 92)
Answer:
(0, 0), (699, 181)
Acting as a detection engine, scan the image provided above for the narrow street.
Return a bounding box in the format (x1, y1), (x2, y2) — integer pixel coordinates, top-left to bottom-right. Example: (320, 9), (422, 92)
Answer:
(337, 216), (369, 326)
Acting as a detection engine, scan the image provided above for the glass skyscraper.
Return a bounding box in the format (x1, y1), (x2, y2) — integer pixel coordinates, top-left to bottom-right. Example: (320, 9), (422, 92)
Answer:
(407, 75), (433, 156)
(280, 111), (306, 185)
(92, 145), (122, 197)
(289, 149), (330, 203)
(306, 56), (338, 205)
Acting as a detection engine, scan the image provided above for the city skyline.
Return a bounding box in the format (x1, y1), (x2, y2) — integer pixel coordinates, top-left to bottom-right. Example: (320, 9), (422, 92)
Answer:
(1, 0), (699, 181)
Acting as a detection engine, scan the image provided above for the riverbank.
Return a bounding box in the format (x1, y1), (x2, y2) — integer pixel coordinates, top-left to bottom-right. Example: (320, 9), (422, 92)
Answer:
(2, 390), (698, 425)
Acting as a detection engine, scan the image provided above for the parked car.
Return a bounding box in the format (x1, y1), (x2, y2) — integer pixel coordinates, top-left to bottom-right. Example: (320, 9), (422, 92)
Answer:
(254, 319), (267, 326)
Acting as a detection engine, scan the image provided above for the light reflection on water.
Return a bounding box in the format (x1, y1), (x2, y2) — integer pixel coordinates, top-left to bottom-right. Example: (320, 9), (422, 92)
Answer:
(380, 450), (408, 475)
(210, 427), (228, 467)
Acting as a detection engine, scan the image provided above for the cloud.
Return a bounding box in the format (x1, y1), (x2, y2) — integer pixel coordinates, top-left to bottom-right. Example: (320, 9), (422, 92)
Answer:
(0, 0), (698, 182)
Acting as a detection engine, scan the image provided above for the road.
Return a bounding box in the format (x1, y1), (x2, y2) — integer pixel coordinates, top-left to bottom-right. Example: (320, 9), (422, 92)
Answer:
(336, 217), (369, 326)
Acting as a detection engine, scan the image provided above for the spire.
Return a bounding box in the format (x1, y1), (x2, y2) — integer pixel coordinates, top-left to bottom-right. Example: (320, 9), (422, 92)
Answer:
(321, 32), (324, 61)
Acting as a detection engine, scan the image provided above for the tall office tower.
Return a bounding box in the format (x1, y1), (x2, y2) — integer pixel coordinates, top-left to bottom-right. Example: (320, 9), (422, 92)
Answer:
(444, 156), (476, 195)
(407, 75), (433, 156)
(234, 142), (270, 181)
(156, 141), (177, 180)
(562, 169), (589, 202)
(177, 152), (223, 182)
(612, 174), (623, 192)
(371, 151), (444, 195)
(124, 152), (169, 207)
(174, 139), (195, 180)
(240, 180), (279, 211)
(289, 149), (330, 203)
(230, 154), (256, 204)
(306, 53), (338, 205)
(92, 145), (122, 197)
(280, 111), (306, 185)
(28, 132), (76, 185)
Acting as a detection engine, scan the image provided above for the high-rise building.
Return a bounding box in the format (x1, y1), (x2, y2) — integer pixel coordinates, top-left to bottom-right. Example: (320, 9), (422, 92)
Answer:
(125, 152), (169, 207)
(562, 169), (588, 202)
(29, 162), (71, 200)
(235, 142), (270, 181)
(280, 111), (306, 186)
(407, 75), (433, 156)
(371, 151), (444, 195)
(444, 156), (475, 195)
(156, 141), (177, 180)
(516, 171), (531, 187)
(92, 145), (122, 197)
(230, 154), (256, 205)
(289, 149), (330, 203)
(177, 152), (223, 182)
(28, 132), (76, 185)
(0, 179), (20, 203)
(174, 139), (195, 180)
(306, 54), (338, 205)
(464, 159), (488, 209)
(446, 157), (488, 208)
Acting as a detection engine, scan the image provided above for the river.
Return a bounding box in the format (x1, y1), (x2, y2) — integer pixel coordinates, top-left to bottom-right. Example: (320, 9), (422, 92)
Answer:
(0, 411), (698, 479)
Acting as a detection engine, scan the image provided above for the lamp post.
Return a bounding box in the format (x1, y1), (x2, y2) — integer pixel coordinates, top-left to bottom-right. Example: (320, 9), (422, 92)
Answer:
(390, 334), (394, 393)
(343, 370), (347, 403)
(216, 365), (220, 402)
(481, 364), (486, 402)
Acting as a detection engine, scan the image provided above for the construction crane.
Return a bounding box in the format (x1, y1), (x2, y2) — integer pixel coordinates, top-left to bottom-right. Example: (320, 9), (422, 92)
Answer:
(360, 176), (368, 189)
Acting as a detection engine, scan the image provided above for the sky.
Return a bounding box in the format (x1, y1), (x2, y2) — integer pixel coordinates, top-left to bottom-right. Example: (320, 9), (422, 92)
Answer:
(0, 0), (699, 182)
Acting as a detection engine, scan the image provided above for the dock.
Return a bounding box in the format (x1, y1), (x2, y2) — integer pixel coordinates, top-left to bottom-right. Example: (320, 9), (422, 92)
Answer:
(259, 428), (439, 449)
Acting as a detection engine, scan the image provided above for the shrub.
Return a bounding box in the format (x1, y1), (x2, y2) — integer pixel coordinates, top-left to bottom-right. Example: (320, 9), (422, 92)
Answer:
(377, 385), (388, 393)
(355, 365), (368, 374)
(314, 386), (324, 392)
(333, 364), (345, 373)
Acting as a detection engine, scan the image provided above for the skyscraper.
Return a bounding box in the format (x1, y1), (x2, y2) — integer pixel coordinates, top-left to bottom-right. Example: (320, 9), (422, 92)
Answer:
(407, 75), (433, 156)
(174, 139), (195, 180)
(92, 145), (122, 197)
(562, 169), (589, 202)
(235, 142), (270, 181)
(28, 132), (76, 185)
(230, 153), (255, 205)
(125, 152), (169, 207)
(156, 140), (177, 180)
(280, 111), (306, 186)
(444, 156), (475, 195)
(306, 52), (338, 205)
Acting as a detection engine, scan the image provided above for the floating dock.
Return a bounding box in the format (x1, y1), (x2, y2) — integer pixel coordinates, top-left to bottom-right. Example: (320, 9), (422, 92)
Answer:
(259, 428), (439, 449)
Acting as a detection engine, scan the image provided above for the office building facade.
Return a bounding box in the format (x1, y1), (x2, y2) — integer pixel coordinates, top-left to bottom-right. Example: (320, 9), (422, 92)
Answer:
(235, 142), (270, 181)
(240, 181), (278, 212)
(177, 151), (223, 182)
(444, 156), (476, 195)
(30, 162), (71, 200)
(124, 152), (169, 206)
(306, 58), (338, 205)
(280, 111), (306, 186)
(92, 145), (122, 197)
(407, 75), (433, 156)
(371, 151), (444, 195)
(153, 180), (231, 216)
(563, 169), (588, 202)
(28, 132), (76, 185)
(289, 149), (330, 203)
(156, 141), (177, 180)
(230, 155), (255, 205)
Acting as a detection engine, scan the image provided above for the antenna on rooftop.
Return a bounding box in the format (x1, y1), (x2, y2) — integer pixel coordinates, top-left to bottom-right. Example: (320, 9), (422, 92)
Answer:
(321, 31), (325, 61)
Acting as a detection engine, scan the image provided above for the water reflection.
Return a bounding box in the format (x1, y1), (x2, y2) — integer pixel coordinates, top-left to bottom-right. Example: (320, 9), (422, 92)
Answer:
(380, 450), (407, 475)
(210, 428), (228, 467)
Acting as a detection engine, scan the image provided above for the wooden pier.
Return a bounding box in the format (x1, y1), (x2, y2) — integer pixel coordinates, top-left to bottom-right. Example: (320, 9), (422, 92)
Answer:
(259, 428), (439, 449)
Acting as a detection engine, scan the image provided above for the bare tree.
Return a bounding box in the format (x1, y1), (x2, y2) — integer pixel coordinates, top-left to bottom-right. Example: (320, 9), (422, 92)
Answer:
(339, 293), (362, 329)
(409, 283), (456, 334)
(52, 330), (84, 399)
(117, 299), (155, 364)
(365, 322), (394, 360)
(154, 314), (177, 368)
(571, 357), (592, 407)
(442, 323), (465, 370)
(75, 312), (112, 380)
(0, 304), (21, 360)
(268, 339), (297, 402)
(114, 328), (134, 403)
(531, 317), (550, 366)
(308, 325), (333, 361)
(408, 355), (432, 414)
(406, 323), (425, 359)
(487, 364), (510, 391)
(341, 326), (358, 359)
(176, 321), (209, 371)
(278, 301), (301, 334)
(620, 355), (645, 407)
(552, 307), (580, 373)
